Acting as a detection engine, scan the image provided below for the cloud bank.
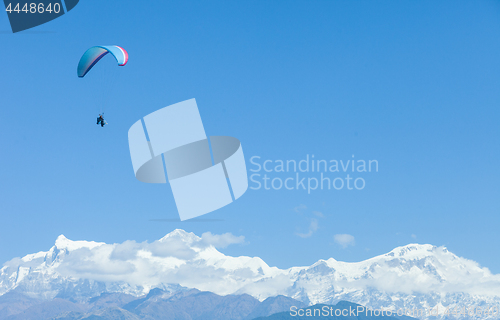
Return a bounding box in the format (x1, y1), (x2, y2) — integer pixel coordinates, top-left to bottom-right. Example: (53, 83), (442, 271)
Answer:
(2, 231), (500, 306)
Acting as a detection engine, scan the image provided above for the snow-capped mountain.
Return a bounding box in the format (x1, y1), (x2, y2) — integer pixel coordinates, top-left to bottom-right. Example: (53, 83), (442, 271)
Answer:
(1, 230), (499, 319)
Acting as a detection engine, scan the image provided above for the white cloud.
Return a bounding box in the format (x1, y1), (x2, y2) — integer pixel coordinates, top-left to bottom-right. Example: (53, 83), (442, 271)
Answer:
(334, 234), (355, 248)
(294, 206), (324, 239)
(110, 240), (143, 261)
(51, 231), (248, 290)
(149, 238), (198, 259)
(312, 211), (324, 218)
(296, 219), (319, 238)
(4, 232), (500, 305)
(294, 204), (307, 213)
(411, 234), (417, 239)
(58, 246), (137, 282)
(201, 232), (245, 248)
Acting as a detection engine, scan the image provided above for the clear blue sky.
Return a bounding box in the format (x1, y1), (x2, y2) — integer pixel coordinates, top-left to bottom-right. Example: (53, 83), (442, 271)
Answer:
(1, 0), (500, 273)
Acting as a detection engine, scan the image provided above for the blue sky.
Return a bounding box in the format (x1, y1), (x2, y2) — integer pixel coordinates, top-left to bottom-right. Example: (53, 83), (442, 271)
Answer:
(1, 0), (500, 273)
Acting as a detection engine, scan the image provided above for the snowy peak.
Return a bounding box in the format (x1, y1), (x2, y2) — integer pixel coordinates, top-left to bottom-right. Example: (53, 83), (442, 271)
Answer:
(159, 229), (201, 244)
(54, 234), (104, 251)
(384, 243), (437, 259)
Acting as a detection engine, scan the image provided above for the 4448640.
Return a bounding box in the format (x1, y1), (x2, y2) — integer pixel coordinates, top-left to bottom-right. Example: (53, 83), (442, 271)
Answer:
(5, 2), (61, 14)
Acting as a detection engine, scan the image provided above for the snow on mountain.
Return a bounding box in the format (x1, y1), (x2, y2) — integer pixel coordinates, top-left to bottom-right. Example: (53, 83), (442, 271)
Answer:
(54, 235), (104, 252)
(0, 230), (277, 301)
(1, 230), (499, 320)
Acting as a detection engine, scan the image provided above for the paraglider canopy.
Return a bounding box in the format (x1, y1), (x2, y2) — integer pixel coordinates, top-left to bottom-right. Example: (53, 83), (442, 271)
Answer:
(77, 45), (128, 78)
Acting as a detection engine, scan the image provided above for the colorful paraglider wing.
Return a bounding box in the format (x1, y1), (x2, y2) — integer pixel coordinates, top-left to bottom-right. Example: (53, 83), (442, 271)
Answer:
(77, 46), (128, 78)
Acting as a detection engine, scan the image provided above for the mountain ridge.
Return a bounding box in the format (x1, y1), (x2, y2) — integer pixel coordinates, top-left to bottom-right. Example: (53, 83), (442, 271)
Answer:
(1, 229), (499, 320)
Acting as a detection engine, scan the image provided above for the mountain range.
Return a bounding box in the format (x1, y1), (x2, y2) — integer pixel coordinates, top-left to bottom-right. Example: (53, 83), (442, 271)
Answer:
(0, 288), (307, 320)
(1, 229), (499, 320)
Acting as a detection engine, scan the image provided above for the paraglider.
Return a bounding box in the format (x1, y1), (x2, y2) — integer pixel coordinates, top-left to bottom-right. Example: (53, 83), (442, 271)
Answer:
(96, 114), (106, 127)
(77, 45), (128, 78)
(77, 45), (128, 126)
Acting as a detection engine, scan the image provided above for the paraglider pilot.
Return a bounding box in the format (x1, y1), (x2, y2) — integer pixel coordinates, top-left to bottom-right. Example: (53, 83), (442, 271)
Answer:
(97, 114), (106, 127)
